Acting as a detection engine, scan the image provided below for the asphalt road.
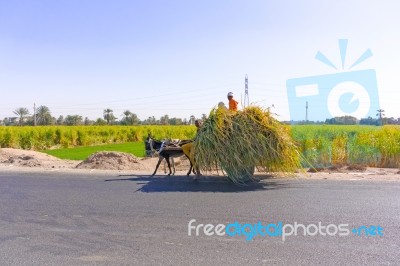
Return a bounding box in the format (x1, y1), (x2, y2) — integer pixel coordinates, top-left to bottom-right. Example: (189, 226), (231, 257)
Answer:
(0, 170), (399, 266)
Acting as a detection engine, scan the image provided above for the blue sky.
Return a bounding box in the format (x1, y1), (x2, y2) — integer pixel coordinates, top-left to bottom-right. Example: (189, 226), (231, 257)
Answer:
(1, 0), (399, 121)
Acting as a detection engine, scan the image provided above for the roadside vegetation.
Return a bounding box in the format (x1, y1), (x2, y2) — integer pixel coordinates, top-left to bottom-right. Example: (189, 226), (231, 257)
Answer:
(0, 125), (196, 150)
(0, 125), (399, 168)
(292, 125), (400, 168)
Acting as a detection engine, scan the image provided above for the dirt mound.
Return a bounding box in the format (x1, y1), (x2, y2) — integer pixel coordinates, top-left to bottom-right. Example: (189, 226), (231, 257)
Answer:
(3, 155), (42, 167)
(76, 151), (147, 170)
(0, 148), (78, 168)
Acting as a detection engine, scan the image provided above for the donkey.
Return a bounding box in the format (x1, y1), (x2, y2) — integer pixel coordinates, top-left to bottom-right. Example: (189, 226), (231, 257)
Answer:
(145, 137), (177, 174)
(148, 138), (197, 176)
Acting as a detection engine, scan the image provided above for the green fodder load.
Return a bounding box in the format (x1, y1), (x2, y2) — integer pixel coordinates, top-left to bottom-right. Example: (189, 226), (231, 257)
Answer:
(193, 106), (301, 184)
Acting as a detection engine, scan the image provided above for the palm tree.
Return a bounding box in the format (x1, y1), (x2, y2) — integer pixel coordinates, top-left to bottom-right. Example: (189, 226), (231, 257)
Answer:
(376, 109), (385, 126)
(130, 113), (140, 125)
(56, 115), (64, 125)
(13, 107), (30, 126)
(103, 108), (115, 125)
(84, 117), (92, 125)
(122, 110), (132, 125)
(36, 105), (52, 125)
(160, 114), (169, 125)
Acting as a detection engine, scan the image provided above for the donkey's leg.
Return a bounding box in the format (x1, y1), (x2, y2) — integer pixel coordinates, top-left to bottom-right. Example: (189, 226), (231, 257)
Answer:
(184, 154), (200, 176)
(152, 157), (164, 176)
(191, 159), (201, 180)
(171, 157), (175, 175)
(184, 154), (193, 176)
(163, 160), (167, 174)
(165, 155), (172, 176)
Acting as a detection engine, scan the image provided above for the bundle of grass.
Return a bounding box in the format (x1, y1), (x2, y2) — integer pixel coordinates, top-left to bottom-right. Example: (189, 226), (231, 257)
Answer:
(193, 106), (301, 184)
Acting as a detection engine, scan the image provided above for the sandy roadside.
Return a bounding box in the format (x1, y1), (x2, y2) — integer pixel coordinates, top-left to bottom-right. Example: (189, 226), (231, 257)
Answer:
(0, 148), (399, 181)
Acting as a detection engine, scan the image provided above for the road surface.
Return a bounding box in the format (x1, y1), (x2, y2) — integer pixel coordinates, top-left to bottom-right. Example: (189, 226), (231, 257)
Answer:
(0, 170), (399, 265)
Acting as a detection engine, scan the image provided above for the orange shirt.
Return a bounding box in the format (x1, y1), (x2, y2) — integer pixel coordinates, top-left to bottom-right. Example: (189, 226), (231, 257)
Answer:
(229, 99), (238, 111)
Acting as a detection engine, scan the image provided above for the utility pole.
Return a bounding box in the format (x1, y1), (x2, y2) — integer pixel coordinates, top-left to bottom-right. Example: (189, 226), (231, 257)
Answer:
(33, 103), (37, 126)
(306, 101), (308, 123)
(244, 74), (249, 108)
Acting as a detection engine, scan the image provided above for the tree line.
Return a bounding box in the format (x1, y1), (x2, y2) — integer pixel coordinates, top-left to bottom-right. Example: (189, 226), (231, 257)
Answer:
(286, 116), (400, 125)
(1, 105), (207, 126)
(3, 106), (399, 126)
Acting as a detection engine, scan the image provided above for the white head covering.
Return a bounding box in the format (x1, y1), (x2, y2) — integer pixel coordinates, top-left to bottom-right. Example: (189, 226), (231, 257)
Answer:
(227, 92), (233, 97)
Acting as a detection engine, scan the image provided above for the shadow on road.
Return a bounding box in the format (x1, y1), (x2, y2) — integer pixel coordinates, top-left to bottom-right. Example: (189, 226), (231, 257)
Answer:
(105, 175), (288, 193)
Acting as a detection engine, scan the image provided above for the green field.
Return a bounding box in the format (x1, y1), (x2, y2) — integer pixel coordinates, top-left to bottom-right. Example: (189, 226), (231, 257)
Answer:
(0, 125), (196, 150)
(42, 142), (145, 160)
(1, 125), (400, 167)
